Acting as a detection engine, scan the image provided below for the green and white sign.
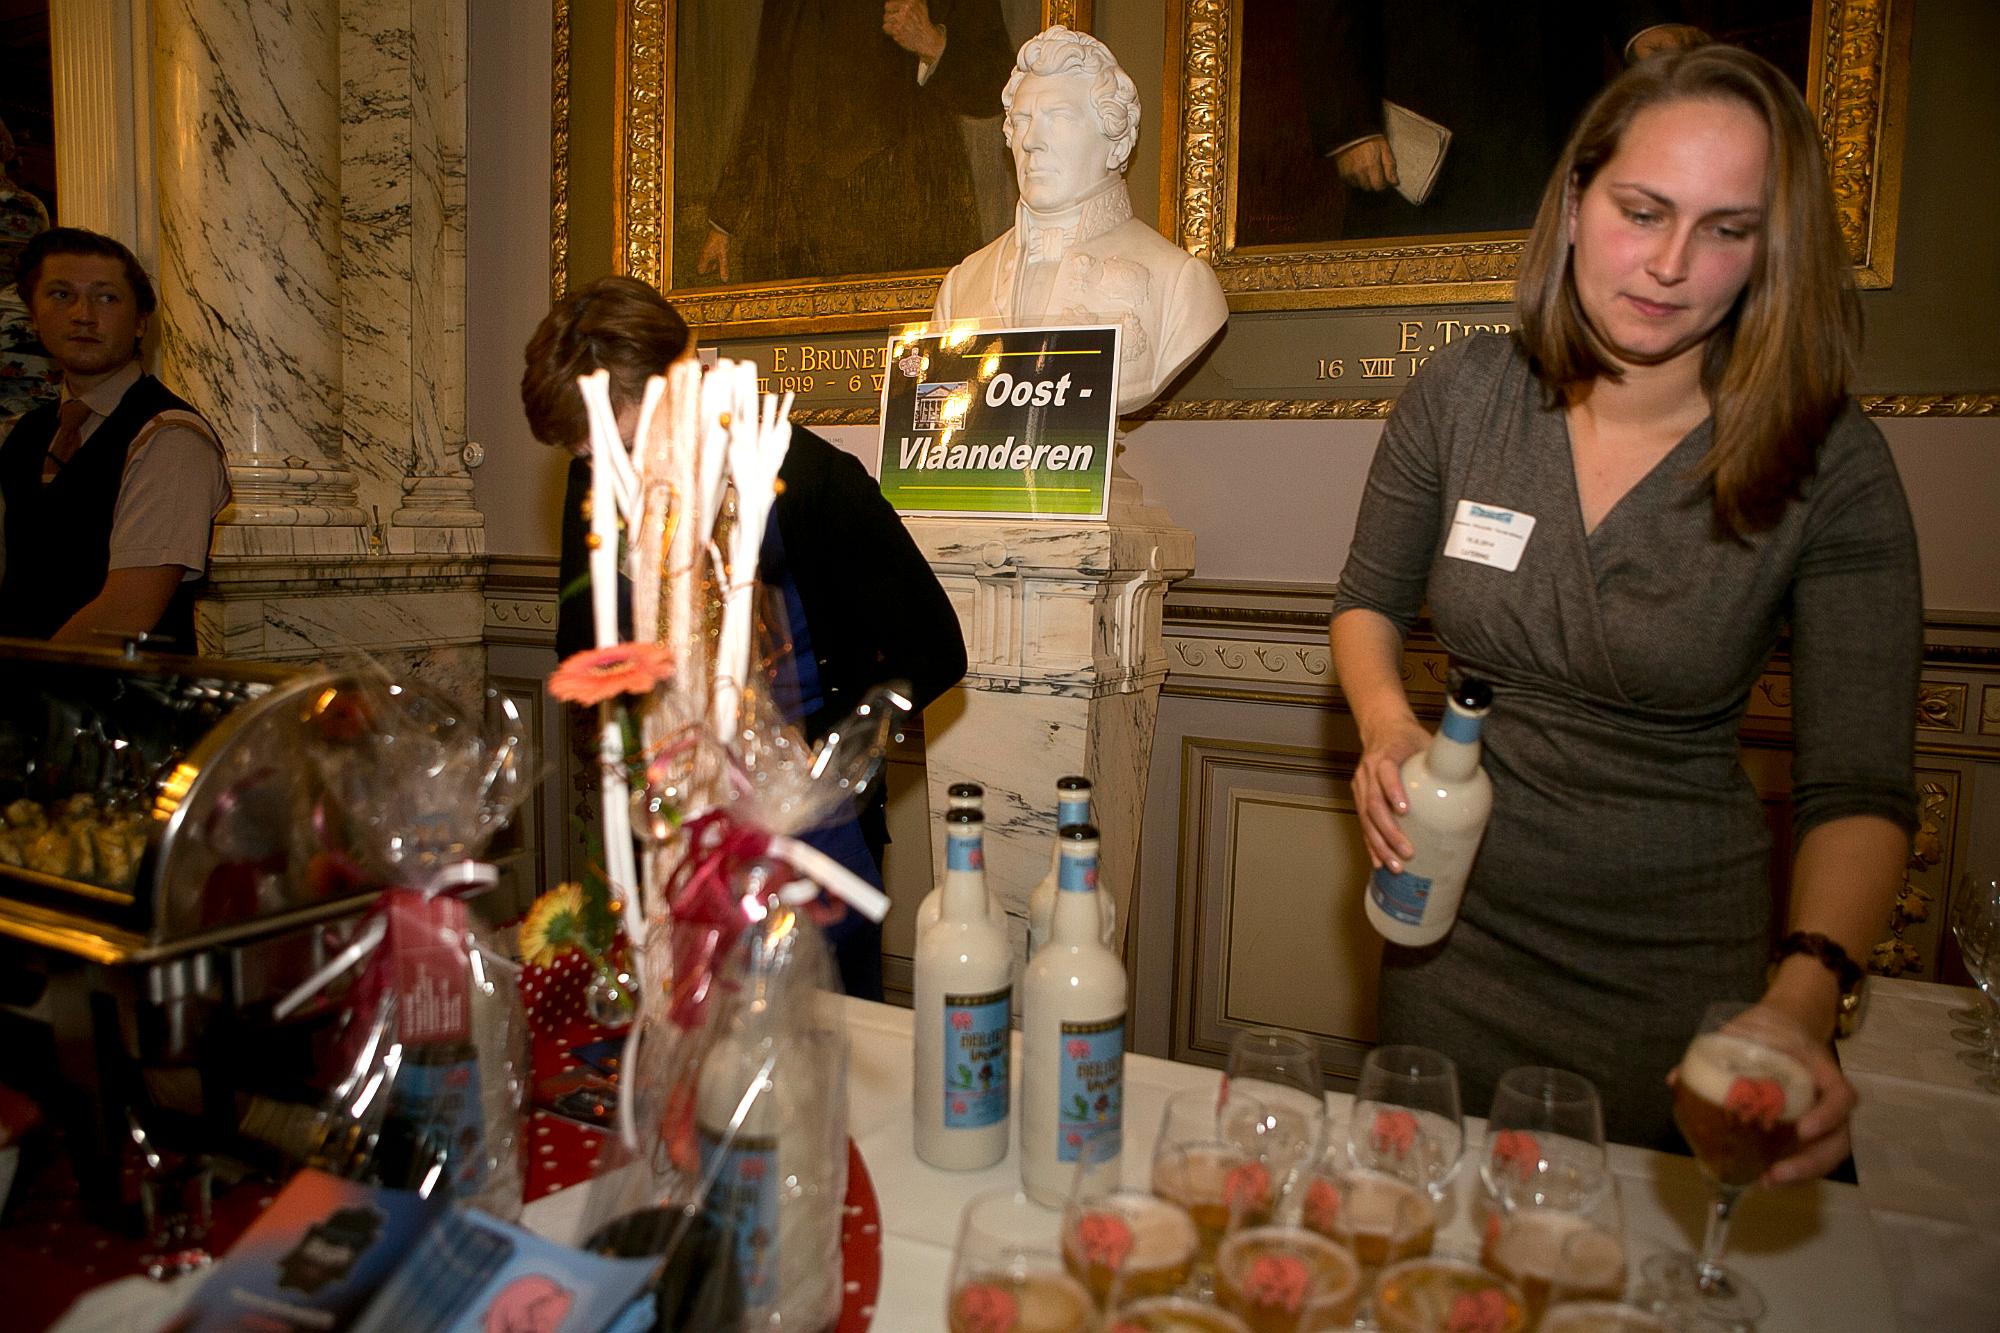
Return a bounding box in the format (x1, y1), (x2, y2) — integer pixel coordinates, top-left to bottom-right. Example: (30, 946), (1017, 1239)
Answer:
(875, 325), (1120, 519)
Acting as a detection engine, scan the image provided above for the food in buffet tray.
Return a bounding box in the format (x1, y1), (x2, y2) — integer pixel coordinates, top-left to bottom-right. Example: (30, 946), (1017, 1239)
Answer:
(0, 792), (148, 889)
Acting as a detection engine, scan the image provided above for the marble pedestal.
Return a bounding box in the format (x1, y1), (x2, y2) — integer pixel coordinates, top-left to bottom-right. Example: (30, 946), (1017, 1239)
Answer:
(907, 472), (1193, 968)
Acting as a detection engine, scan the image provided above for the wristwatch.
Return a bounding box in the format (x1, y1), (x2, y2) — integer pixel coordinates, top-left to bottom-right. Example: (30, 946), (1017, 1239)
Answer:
(1772, 930), (1866, 1038)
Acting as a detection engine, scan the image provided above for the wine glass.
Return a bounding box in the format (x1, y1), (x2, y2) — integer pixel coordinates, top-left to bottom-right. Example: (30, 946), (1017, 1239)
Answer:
(1479, 1066), (1609, 1214)
(1225, 1028), (1329, 1166)
(1640, 1002), (1818, 1325)
(1062, 1134), (1201, 1311)
(1947, 872), (1998, 1031)
(947, 1188), (1094, 1333)
(1345, 1045), (1465, 1200)
(1484, 1173), (1627, 1327)
(1213, 1205), (1365, 1333)
(1949, 873), (2000, 1092)
(1152, 1088), (1280, 1268)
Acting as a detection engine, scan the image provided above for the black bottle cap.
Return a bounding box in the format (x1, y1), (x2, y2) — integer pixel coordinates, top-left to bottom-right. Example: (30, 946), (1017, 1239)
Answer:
(1452, 676), (1493, 712)
(947, 782), (984, 799)
(946, 808), (984, 826)
(1057, 775), (1092, 792)
(1059, 822), (1099, 841)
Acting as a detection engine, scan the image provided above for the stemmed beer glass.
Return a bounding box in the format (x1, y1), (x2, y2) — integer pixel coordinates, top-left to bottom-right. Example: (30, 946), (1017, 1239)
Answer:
(1641, 1002), (1818, 1324)
(1949, 872), (2000, 1093)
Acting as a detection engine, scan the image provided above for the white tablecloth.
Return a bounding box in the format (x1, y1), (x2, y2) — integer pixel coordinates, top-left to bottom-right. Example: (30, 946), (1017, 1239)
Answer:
(56, 996), (1902, 1331)
(1838, 977), (2000, 1333)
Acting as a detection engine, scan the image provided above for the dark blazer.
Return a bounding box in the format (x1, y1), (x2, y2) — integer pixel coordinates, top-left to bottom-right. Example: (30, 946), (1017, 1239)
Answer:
(556, 428), (968, 836)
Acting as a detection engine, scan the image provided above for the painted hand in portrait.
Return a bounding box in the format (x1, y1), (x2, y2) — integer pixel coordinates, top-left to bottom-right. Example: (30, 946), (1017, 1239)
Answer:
(678, 1), (1031, 289)
(1232, 1), (1802, 250)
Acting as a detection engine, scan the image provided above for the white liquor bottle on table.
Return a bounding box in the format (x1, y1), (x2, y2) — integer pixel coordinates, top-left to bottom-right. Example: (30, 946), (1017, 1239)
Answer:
(1027, 776), (1114, 955)
(914, 808), (1013, 1170)
(1366, 677), (1494, 947)
(1020, 823), (1126, 1205)
(918, 783), (1003, 935)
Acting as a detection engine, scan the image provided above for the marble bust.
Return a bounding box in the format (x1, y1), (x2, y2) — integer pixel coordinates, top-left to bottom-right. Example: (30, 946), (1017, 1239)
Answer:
(932, 27), (1227, 415)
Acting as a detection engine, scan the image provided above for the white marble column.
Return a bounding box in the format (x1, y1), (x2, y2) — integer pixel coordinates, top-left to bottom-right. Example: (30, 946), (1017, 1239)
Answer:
(909, 472), (1194, 970)
(343, 0), (483, 554)
(151, 0), (369, 556)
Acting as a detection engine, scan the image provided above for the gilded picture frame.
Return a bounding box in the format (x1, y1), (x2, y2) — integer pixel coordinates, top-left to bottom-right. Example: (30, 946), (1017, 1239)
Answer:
(1167, 0), (1911, 311)
(613, 0), (1092, 340)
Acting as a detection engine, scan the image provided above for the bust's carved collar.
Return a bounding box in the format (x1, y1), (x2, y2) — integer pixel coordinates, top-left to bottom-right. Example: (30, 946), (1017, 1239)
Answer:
(1016, 176), (1133, 262)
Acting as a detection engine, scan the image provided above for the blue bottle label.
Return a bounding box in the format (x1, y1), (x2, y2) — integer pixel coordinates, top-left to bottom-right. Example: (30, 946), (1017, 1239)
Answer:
(1056, 1014), (1123, 1164)
(1058, 852), (1098, 894)
(1370, 866), (1433, 925)
(391, 1055), (485, 1193)
(1058, 796), (1091, 827)
(943, 986), (1010, 1129)
(946, 833), (984, 872)
(698, 1129), (779, 1309)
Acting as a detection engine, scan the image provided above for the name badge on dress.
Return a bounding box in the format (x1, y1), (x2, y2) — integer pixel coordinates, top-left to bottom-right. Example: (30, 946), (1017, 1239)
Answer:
(1442, 499), (1536, 572)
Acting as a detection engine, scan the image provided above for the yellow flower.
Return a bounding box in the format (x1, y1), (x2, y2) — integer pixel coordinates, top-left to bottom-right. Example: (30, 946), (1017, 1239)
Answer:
(520, 882), (586, 967)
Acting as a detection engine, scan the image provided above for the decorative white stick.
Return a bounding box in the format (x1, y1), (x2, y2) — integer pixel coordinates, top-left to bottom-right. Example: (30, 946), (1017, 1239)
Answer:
(710, 365), (791, 743)
(576, 372), (643, 953)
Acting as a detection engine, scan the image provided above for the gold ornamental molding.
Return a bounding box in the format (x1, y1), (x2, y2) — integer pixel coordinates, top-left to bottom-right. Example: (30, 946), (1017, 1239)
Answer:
(1169, 0), (1911, 310)
(616, 0), (669, 292)
(785, 393), (1996, 425)
(1856, 394), (2000, 417)
(550, 0), (570, 302)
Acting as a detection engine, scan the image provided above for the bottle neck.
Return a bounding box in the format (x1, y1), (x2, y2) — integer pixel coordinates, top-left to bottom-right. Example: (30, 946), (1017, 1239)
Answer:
(941, 832), (987, 922)
(1050, 845), (1103, 942)
(1047, 794), (1092, 874)
(1427, 706), (1485, 782)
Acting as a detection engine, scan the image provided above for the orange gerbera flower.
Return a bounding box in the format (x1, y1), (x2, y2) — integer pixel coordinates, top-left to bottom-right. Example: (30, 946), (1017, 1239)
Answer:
(547, 642), (675, 706)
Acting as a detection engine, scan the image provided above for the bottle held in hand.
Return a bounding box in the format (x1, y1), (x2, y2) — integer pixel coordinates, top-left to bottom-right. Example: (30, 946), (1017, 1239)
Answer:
(1366, 678), (1494, 947)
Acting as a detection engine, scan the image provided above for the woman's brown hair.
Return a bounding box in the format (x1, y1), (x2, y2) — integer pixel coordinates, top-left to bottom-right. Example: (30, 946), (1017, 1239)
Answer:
(1515, 44), (1857, 536)
(520, 275), (690, 449)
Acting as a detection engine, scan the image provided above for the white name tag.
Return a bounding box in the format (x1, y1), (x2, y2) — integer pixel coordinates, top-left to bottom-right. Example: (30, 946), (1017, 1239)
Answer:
(1443, 499), (1536, 572)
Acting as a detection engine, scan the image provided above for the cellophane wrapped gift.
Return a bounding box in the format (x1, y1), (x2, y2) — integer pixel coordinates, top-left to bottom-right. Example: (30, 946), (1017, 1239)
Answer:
(284, 672), (534, 1221)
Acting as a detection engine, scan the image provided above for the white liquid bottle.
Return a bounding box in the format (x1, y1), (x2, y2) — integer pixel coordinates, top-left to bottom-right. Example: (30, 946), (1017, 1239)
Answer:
(913, 808), (1013, 1169)
(916, 782), (1003, 935)
(1020, 822), (1126, 1205)
(1027, 776), (1114, 955)
(1366, 677), (1494, 947)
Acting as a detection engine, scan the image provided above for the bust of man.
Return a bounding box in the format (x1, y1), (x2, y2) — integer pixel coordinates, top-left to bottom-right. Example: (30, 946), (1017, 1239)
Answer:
(933, 27), (1227, 415)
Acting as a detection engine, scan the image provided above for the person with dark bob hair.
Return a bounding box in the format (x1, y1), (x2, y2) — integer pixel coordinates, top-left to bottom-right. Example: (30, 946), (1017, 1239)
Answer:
(1331, 45), (1919, 1172)
(0, 227), (227, 646)
(522, 276), (967, 1000)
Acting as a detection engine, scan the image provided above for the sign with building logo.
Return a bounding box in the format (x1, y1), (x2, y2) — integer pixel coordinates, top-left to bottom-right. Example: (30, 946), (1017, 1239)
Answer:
(875, 325), (1119, 519)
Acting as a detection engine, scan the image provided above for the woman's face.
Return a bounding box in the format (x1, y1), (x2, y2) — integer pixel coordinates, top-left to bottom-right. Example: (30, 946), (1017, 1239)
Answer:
(1567, 97), (1771, 374)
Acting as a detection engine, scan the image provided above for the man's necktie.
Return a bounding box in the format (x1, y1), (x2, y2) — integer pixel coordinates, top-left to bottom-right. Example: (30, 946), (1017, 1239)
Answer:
(43, 398), (94, 481)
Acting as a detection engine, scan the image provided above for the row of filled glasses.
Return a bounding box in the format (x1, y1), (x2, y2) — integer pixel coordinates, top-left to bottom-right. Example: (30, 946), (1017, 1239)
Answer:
(946, 1027), (1690, 1332)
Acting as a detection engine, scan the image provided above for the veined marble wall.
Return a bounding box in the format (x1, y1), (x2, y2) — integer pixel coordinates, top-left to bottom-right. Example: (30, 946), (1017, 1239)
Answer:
(76, 0), (491, 690)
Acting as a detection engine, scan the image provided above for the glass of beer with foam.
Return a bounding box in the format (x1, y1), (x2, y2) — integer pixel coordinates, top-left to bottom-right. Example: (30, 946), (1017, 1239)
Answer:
(1639, 1002), (1818, 1326)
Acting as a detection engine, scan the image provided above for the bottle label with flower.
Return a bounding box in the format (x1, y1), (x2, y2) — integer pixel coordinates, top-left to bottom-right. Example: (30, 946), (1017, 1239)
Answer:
(943, 986), (1010, 1129)
(1056, 1014), (1123, 1164)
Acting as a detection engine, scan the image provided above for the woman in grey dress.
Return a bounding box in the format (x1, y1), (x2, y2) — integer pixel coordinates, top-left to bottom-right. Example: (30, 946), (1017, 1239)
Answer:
(1330, 45), (1919, 1169)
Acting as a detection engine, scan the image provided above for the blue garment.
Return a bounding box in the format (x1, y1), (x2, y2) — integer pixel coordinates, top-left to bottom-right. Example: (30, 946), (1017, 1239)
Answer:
(759, 519), (885, 1000)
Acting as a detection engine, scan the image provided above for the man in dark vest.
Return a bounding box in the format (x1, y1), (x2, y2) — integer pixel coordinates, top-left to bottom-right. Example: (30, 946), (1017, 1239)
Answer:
(0, 228), (228, 648)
